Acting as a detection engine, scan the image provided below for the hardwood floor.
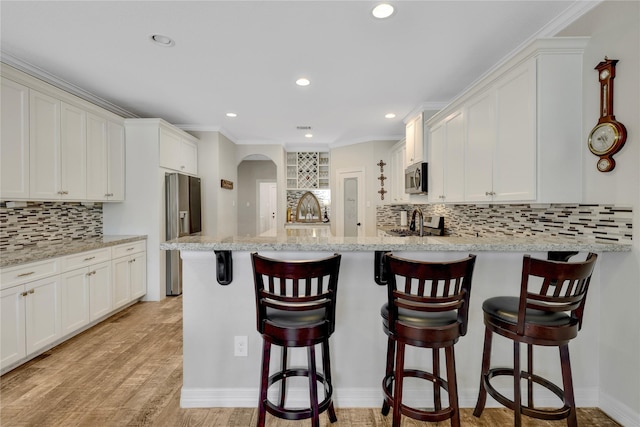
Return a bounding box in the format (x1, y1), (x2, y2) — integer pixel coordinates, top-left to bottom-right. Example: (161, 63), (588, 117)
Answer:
(1, 296), (620, 426)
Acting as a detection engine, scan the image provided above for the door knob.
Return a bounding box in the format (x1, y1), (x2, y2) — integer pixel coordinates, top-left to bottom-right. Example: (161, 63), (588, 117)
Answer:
(357, 222), (361, 226)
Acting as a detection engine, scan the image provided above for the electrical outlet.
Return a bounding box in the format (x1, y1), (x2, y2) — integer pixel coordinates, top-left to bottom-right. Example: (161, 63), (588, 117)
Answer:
(234, 335), (248, 357)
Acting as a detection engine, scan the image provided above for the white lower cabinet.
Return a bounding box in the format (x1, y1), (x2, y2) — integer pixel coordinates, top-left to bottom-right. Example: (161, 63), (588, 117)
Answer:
(61, 261), (111, 335)
(1, 285), (27, 369)
(112, 241), (147, 310)
(0, 240), (146, 372)
(89, 262), (112, 320)
(1, 275), (62, 370)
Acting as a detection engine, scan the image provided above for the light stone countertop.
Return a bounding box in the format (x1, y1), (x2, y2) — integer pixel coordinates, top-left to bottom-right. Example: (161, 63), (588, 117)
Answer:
(160, 233), (631, 253)
(0, 235), (147, 268)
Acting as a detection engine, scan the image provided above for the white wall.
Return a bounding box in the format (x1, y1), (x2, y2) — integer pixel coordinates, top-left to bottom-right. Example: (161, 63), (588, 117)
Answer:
(559, 2), (640, 423)
(331, 140), (397, 236)
(103, 121), (166, 301)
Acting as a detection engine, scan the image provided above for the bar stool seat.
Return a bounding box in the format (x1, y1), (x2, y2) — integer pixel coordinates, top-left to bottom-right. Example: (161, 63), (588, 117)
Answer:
(380, 253), (477, 427)
(473, 253), (597, 427)
(252, 252), (341, 427)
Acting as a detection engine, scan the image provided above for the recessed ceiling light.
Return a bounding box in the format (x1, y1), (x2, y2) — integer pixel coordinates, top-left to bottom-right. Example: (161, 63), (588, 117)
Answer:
(226, 112), (238, 118)
(305, 133), (313, 138)
(385, 113), (396, 119)
(372, 3), (394, 19)
(149, 34), (175, 47)
(296, 78), (311, 87)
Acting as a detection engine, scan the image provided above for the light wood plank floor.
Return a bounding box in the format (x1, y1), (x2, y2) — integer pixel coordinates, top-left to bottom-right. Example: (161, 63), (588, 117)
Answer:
(1, 296), (620, 426)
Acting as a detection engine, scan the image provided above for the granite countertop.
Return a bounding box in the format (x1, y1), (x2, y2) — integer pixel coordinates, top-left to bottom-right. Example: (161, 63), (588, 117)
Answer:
(0, 235), (147, 268)
(160, 233), (631, 253)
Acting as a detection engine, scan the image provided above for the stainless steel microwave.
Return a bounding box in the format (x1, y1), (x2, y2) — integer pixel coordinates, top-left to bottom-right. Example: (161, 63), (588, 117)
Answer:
(405, 162), (428, 194)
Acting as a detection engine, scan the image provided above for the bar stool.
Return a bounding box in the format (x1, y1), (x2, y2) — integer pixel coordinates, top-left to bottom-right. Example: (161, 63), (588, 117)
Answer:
(381, 253), (477, 427)
(473, 253), (598, 427)
(251, 252), (341, 427)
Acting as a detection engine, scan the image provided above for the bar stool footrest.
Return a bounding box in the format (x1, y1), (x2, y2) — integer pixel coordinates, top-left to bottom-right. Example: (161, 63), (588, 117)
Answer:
(484, 367), (572, 421)
(382, 369), (454, 423)
(264, 368), (333, 421)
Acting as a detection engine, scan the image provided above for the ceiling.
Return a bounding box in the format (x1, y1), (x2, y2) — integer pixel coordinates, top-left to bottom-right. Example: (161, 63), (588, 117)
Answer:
(1, 1), (597, 149)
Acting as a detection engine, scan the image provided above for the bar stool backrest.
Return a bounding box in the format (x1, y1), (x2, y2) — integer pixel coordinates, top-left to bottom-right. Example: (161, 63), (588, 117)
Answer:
(518, 253), (598, 335)
(251, 253), (342, 335)
(385, 254), (477, 336)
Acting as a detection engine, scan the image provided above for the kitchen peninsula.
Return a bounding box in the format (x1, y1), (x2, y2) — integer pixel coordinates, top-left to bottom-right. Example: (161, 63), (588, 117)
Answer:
(161, 233), (630, 410)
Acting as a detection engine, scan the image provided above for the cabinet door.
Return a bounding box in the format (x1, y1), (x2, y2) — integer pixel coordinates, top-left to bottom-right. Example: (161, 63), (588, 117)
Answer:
(159, 129), (181, 171)
(25, 276), (61, 355)
(60, 268), (90, 335)
(405, 114), (424, 166)
(444, 111), (465, 202)
(390, 141), (408, 203)
(86, 113), (108, 200)
(405, 118), (415, 165)
(129, 252), (146, 300)
(428, 124), (445, 203)
(1, 285), (26, 370)
(465, 91), (495, 202)
(111, 257), (131, 310)
(493, 59), (536, 202)
(107, 121), (125, 201)
(181, 139), (198, 175)
(89, 261), (112, 320)
(29, 90), (61, 199)
(1, 79), (30, 199)
(60, 102), (87, 200)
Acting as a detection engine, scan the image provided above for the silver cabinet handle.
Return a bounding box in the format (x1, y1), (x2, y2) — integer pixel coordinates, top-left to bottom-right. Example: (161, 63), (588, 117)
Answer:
(84, 256), (96, 261)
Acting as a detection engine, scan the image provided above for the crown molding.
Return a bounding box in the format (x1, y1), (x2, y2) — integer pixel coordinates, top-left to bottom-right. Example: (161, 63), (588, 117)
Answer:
(1, 51), (139, 119)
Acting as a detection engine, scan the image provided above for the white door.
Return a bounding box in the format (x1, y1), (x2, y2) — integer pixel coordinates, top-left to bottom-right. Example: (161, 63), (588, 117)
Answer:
(336, 168), (365, 237)
(258, 181), (277, 236)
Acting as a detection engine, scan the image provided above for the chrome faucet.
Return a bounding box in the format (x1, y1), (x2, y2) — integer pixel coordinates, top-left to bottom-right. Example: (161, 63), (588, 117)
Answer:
(409, 207), (424, 237)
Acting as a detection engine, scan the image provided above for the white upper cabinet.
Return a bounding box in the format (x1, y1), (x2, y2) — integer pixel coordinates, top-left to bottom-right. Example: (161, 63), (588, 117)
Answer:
(405, 113), (424, 166)
(427, 37), (587, 204)
(465, 60), (536, 202)
(60, 102), (87, 200)
(389, 139), (409, 203)
(29, 90), (61, 199)
(159, 127), (198, 175)
(428, 110), (465, 203)
(1, 79), (30, 199)
(31, 96), (87, 200)
(1, 64), (126, 202)
(87, 114), (125, 201)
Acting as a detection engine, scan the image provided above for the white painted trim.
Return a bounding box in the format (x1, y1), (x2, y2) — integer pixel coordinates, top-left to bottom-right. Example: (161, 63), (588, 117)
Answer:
(1, 53), (137, 119)
(599, 390), (640, 427)
(180, 385), (600, 410)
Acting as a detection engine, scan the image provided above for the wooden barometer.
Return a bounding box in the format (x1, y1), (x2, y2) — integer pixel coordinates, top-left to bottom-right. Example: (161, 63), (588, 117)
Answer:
(587, 57), (627, 172)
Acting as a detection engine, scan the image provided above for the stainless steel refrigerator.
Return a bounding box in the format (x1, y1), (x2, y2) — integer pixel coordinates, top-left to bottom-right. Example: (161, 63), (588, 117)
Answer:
(165, 173), (201, 296)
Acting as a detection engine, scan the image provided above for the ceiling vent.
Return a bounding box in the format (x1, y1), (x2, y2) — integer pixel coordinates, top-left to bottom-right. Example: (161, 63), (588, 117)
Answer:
(296, 126), (312, 130)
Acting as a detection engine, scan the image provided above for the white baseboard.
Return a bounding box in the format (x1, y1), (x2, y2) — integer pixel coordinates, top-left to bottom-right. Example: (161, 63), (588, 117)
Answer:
(599, 391), (640, 427)
(181, 385), (600, 410)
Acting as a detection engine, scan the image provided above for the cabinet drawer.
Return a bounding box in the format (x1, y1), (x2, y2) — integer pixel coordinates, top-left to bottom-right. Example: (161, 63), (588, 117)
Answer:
(62, 248), (111, 272)
(1, 259), (61, 290)
(112, 241), (146, 258)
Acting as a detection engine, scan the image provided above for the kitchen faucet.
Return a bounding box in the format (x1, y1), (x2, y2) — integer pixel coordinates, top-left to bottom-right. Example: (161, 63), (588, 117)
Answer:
(409, 207), (424, 237)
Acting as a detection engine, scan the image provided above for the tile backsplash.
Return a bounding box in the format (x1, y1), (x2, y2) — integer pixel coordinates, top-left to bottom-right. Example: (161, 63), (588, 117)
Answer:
(377, 204), (633, 243)
(0, 202), (103, 251)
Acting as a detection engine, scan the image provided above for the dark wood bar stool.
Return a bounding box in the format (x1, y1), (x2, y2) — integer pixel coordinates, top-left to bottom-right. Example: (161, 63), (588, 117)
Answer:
(251, 252), (341, 427)
(473, 253), (598, 427)
(381, 253), (477, 427)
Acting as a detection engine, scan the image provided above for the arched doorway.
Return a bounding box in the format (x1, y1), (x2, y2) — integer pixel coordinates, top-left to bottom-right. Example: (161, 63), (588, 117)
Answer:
(237, 156), (277, 236)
